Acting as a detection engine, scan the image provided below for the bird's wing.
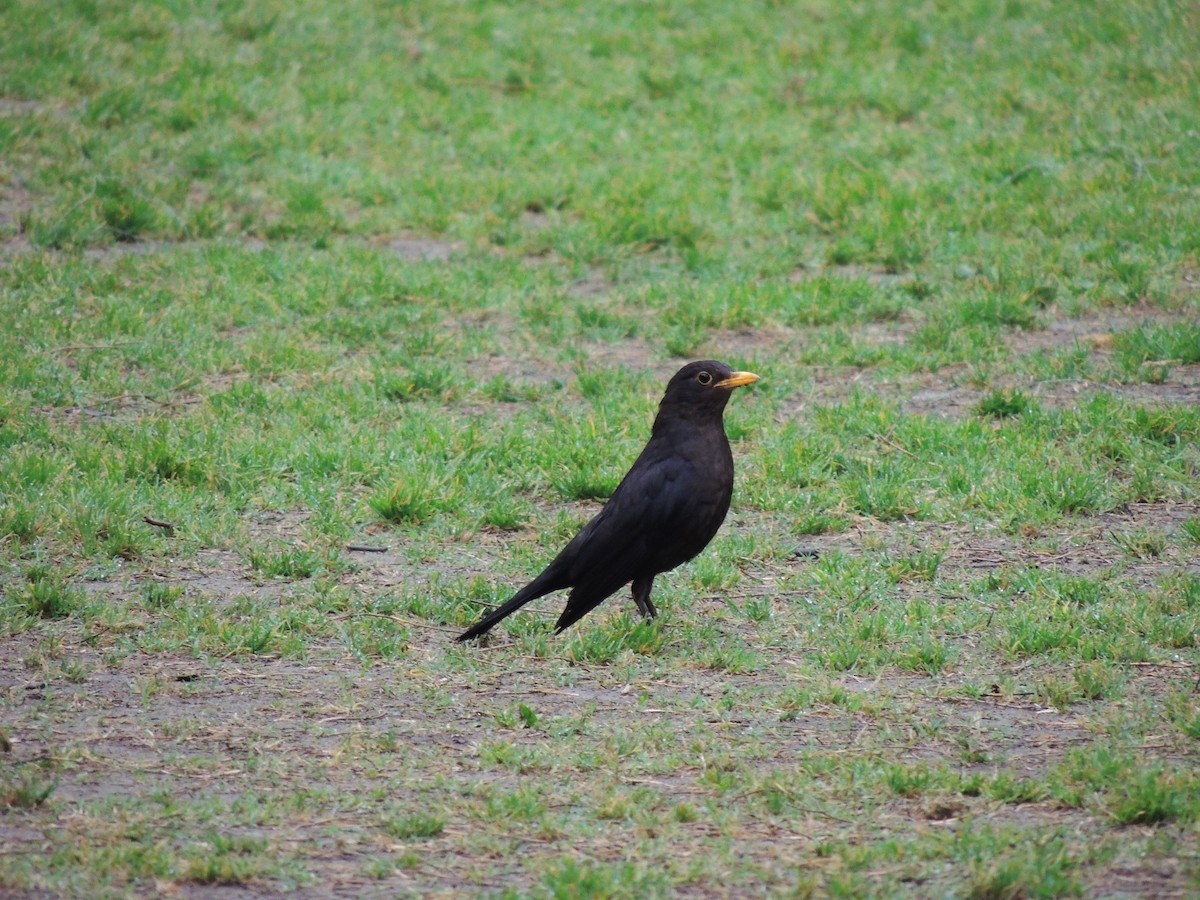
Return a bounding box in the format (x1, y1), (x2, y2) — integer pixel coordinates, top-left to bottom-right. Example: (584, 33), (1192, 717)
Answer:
(560, 443), (710, 594)
(551, 447), (713, 632)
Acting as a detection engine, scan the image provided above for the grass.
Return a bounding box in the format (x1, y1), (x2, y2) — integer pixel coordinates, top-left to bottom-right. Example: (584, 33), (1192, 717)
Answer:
(1, 0), (1199, 895)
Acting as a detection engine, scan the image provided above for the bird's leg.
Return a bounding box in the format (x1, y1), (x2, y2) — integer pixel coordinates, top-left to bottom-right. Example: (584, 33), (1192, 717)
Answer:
(631, 575), (657, 619)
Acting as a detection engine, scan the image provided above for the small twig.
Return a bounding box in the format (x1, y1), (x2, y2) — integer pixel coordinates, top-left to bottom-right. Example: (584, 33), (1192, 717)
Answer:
(143, 515), (176, 533)
(82, 624), (111, 645)
(147, 768), (243, 779)
(346, 543), (388, 553)
(445, 76), (531, 93)
(50, 340), (142, 354)
(334, 610), (461, 634)
(314, 713), (389, 725)
(1128, 661), (1195, 670)
(627, 778), (709, 794)
(156, 395), (204, 408)
(875, 433), (914, 458)
(464, 599), (503, 610)
(829, 579), (880, 614)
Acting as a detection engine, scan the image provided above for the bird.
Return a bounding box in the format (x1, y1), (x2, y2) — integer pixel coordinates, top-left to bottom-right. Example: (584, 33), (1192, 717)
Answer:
(457, 360), (760, 642)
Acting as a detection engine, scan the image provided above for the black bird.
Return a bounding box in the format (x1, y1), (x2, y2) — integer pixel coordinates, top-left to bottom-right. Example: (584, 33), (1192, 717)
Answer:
(457, 360), (760, 642)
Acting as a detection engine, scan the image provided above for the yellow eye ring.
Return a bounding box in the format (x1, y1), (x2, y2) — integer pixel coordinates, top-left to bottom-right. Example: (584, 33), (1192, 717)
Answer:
(697, 371), (712, 385)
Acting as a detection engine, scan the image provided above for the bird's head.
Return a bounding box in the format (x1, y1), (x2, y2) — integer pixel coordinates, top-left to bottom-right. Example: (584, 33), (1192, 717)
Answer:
(657, 360), (760, 421)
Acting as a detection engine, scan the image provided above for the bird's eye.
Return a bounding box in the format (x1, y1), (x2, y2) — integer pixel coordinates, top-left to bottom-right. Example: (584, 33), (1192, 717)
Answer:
(696, 371), (712, 385)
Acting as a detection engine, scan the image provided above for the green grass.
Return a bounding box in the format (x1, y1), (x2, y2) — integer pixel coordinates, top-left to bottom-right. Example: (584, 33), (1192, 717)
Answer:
(2, 0), (1199, 895)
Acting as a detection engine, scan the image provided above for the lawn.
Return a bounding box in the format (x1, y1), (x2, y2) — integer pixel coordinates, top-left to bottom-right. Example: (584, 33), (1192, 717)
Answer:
(2, 0), (1199, 896)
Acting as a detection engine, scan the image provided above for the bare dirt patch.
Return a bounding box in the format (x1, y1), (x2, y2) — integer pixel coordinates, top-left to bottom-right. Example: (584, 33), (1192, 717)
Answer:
(380, 234), (461, 262)
(788, 263), (916, 289)
(0, 178), (33, 244)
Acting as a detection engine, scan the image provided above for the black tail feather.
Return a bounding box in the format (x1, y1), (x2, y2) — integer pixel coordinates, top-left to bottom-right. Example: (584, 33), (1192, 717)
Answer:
(553, 578), (632, 635)
(455, 569), (563, 642)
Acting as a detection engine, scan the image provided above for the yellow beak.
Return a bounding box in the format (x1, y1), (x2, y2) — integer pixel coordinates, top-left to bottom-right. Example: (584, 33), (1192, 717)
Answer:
(714, 371), (760, 390)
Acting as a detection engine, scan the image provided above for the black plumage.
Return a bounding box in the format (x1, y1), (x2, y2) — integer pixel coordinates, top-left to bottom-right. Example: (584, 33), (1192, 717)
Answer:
(457, 360), (759, 642)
